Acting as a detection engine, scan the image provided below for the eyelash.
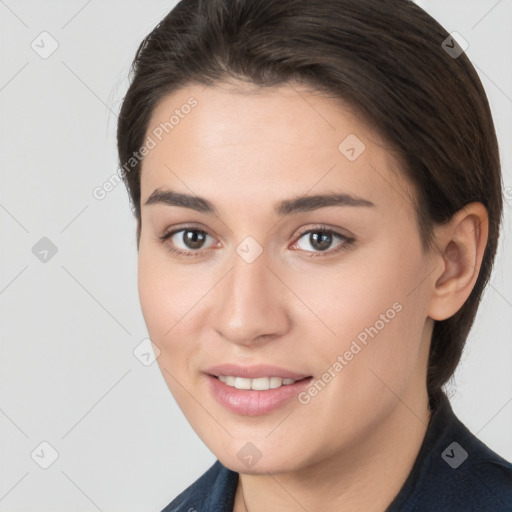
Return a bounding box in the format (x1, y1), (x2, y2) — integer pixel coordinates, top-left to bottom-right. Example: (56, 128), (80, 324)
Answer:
(158, 224), (355, 259)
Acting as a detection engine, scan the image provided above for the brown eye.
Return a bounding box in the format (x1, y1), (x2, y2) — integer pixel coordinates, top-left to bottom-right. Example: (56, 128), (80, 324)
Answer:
(159, 227), (217, 257)
(179, 229), (208, 250)
(294, 228), (355, 256)
(307, 231), (334, 251)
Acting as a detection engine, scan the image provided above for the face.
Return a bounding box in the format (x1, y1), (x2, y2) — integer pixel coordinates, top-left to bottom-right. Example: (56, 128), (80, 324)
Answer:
(137, 81), (436, 475)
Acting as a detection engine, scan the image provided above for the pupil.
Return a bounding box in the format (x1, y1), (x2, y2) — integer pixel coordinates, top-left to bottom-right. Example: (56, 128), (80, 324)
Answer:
(311, 232), (331, 251)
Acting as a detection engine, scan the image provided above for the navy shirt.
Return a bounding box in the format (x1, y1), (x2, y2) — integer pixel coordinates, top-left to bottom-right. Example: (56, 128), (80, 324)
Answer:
(162, 392), (512, 511)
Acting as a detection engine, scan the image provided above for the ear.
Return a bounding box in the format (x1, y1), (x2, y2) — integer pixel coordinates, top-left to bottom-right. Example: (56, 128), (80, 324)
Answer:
(427, 202), (489, 321)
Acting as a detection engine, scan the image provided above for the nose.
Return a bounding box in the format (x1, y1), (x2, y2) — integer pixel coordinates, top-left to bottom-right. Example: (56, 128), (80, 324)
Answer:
(211, 247), (291, 347)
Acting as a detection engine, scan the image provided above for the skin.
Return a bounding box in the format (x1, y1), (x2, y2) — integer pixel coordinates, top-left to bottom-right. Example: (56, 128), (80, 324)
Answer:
(137, 80), (488, 512)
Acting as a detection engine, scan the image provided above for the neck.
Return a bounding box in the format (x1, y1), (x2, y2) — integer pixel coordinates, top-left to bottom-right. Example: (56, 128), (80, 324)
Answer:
(234, 388), (430, 512)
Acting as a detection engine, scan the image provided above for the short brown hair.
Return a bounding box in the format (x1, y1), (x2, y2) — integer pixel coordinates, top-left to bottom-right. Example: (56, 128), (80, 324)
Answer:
(117, 0), (503, 408)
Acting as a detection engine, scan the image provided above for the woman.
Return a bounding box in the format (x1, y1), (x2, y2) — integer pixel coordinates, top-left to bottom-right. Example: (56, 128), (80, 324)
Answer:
(117, 0), (512, 510)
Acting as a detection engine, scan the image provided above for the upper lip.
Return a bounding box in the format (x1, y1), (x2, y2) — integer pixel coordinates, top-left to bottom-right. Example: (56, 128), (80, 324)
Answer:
(205, 363), (310, 380)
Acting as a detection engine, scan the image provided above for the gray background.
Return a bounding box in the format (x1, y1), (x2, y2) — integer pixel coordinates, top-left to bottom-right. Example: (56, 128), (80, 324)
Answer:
(0, 1), (510, 510)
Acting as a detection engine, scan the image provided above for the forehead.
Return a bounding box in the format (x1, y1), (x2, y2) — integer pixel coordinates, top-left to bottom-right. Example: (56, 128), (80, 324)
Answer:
(144, 81), (373, 155)
(140, 81), (415, 216)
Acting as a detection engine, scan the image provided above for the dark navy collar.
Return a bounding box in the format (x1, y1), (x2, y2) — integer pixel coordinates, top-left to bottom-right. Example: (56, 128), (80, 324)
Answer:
(386, 391), (512, 511)
(162, 392), (512, 511)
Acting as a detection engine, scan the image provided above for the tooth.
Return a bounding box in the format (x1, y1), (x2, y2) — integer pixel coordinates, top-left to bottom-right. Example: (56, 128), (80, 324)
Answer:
(251, 377), (270, 390)
(269, 377), (283, 389)
(219, 375), (236, 386)
(218, 375), (299, 389)
(234, 377), (252, 390)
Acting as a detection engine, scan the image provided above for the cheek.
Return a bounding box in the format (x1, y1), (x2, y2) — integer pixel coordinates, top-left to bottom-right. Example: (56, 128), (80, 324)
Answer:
(137, 245), (213, 394)
(138, 256), (195, 412)
(137, 250), (170, 338)
(137, 242), (204, 337)
(137, 247), (192, 376)
(310, 242), (429, 380)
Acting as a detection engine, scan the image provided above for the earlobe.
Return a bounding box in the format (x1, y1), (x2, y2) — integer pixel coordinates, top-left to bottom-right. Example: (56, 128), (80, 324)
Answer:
(427, 202), (489, 321)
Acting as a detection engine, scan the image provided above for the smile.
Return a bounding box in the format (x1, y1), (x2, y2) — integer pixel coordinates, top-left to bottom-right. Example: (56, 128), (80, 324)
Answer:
(217, 375), (299, 390)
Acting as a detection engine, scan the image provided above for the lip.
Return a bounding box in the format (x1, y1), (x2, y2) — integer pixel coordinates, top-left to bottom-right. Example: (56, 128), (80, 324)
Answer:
(206, 375), (313, 416)
(204, 363), (310, 380)
(204, 364), (313, 416)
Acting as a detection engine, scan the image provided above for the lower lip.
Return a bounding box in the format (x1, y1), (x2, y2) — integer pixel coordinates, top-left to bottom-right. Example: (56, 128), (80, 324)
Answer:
(206, 375), (313, 416)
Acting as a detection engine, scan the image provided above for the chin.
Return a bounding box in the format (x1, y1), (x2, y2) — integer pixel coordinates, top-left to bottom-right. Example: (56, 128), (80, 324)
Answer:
(222, 457), (295, 475)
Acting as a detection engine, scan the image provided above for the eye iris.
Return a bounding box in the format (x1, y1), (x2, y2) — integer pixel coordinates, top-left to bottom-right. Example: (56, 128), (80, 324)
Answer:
(183, 230), (206, 249)
(310, 231), (332, 251)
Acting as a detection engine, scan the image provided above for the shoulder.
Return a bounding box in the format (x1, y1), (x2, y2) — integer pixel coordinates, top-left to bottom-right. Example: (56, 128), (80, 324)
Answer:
(390, 393), (512, 511)
(436, 417), (512, 511)
(160, 459), (238, 512)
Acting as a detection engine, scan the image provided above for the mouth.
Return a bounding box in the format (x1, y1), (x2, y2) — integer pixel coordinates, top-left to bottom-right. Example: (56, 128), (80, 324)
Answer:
(204, 364), (313, 416)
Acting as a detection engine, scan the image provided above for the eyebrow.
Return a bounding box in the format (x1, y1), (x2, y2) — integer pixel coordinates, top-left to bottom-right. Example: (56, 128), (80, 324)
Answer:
(144, 188), (375, 216)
